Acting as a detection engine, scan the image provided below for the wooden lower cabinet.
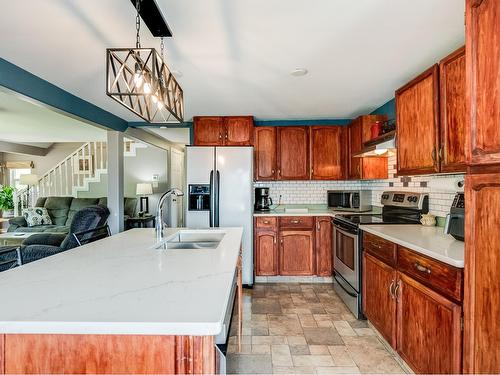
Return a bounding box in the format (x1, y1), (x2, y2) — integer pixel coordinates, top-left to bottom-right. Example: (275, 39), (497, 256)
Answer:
(279, 230), (315, 276)
(397, 273), (462, 374)
(362, 253), (397, 348)
(254, 230), (278, 275)
(315, 217), (332, 276)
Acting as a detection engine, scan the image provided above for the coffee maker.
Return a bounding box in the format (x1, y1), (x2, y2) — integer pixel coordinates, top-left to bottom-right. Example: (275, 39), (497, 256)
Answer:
(254, 187), (273, 211)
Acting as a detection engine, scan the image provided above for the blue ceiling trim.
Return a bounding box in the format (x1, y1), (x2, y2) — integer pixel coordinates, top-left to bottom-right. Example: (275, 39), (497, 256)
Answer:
(254, 119), (351, 126)
(370, 98), (395, 120)
(0, 58), (128, 132)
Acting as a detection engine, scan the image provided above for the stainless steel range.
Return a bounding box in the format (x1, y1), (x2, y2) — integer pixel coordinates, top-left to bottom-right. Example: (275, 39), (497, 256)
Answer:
(332, 191), (429, 319)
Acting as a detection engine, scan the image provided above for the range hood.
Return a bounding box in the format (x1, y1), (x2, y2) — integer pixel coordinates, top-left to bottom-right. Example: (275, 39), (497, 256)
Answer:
(352, 130), (396, 158)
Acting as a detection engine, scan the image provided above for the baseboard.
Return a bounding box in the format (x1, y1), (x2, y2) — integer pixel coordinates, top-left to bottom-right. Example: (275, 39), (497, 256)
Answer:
(255, 275), (334, 283)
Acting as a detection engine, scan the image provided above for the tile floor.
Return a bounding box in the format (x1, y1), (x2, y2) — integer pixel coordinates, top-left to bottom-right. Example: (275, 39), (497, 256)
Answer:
(227, 283), (406, 375)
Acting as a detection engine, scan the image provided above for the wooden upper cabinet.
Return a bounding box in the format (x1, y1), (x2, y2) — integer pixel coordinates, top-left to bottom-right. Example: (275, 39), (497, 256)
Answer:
(466, 0), (500, 169)
(396, 65), (440, 175)
(254, 127), (277, 181)
(193, 116), (254, 146)
(315, 217), (332, 276)
(440, 46), (466, 173)
(397, 273), (462, 374)
(310, 126), (345, 180)
(277, 127), (309, 180)
(362, 253), (397, 348)
(193, 117), (224, 146)
(224, 116), (254, 146)
(348, 119), (363, 179)
(464, 173), (500, 373)
(279, 230), (315, 275)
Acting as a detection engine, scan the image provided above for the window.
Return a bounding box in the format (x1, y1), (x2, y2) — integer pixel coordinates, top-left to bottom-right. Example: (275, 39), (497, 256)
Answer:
(9, 168), (32, 190)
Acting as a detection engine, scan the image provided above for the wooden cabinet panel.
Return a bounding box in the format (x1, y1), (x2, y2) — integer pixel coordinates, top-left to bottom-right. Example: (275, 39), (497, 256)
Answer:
(348, 119), (363, 179)
(279, 216), (314, 229)
(224, 116), (254, 146)
(279, 230), (315, 276)
(255, 216), (277, 230)
(440, 46), (466, 173)
(396, 65), (440, 175)
(277, 127), (309, 180)
(398, 246), (463, 302)
(396, 273), (462, 374)
(361, 158), (388, 180)
(363, 232), (397, 268)
(254, 127), (277, 180)
(464, 173), (500, 373)
(193, 117), (224, 146)
(310, 126), (344, 180)
(362, 253), (397, 348)
(466, 0), (500, 168)
(315, 217), (332, 276)
(255, 230), (278, 276)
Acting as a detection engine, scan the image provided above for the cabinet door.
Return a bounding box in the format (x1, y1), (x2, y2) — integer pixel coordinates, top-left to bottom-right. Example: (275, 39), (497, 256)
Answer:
(310, 126), (344, 180)
(315, 217), (332, 276)
(279, 230), (314, 275)
(440, 46), (466, 173)
(348, 119), (362, 179)
(254, 127), (277, 181)
(255, 230), (278, 276)
(396, 273), (462, 374)
(396, 65), (440, 175)
(361, 158), (388, 180)
(466, 0), (500, 169)
(362, 253), (397, 348)
(193, 117), (224, 146)
(277, 127), (309, 180)
(224, 116), (254, 146)
(464, 173), (500, 373)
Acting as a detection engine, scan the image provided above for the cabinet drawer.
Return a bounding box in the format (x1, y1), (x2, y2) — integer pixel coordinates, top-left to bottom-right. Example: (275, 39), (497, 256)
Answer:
(363, 232), (397, 267)
(255, 216), (277, 229)
(279, 216), (314, 229)
(397, 246), (463, 301)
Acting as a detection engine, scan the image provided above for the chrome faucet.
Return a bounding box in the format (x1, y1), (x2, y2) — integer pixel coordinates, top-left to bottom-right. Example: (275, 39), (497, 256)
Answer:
(155, 188), (184, 241)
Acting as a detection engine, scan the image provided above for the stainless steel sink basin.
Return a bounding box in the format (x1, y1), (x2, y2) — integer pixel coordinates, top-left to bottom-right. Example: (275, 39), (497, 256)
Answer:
(154, 231), (224, 250)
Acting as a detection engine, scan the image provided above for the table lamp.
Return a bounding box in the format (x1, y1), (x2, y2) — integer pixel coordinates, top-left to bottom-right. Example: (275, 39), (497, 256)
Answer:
(136, 182), (153, 214)
(19, 173), (39, 207)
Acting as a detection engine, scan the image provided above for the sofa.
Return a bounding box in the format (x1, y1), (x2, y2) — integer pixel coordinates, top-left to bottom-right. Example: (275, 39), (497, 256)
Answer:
(8, 196), (137, 233)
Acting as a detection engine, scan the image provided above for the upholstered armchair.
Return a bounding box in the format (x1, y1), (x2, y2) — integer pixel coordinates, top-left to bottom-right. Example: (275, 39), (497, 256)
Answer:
(19, 205), (110, 264)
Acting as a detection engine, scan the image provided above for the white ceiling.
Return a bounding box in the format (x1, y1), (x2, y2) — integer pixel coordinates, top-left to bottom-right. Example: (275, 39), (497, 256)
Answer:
(0, 0), (464, 122)
(0, 90), (106, 143)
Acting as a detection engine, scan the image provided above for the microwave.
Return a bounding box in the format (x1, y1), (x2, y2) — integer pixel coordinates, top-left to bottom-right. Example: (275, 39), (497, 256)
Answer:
(327, 190), (372, 212)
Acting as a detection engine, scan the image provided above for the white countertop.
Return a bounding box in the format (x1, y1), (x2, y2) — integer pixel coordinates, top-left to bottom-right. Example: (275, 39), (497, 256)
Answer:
(253, 204), (380, 217)
(360, 224), (464, 268)
(0, 227), (242, 336)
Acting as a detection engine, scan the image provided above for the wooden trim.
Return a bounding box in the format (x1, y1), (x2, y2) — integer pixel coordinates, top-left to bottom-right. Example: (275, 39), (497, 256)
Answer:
(0, 334), (4, 375)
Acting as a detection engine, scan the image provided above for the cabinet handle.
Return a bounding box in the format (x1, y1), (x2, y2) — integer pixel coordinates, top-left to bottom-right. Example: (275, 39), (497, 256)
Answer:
(277, 169), (281, 176)
(394, 280), (401, 301)
(225, 132), (228, 139)
(316, 222), (320, 230)
(414, 262), (431, 274)
(290, 219), (300, 224)
(274, 236), (277, 244)
(311, 168), (314, 175)
(439, 146), (443, 159)
(389, 280), (395, 299)
(263, 220), (270, 224)
(219, 133), (222, 140)
(431, 148), (436, 162)
(280, 239), (283, 245)
(271, 169), (275, 174)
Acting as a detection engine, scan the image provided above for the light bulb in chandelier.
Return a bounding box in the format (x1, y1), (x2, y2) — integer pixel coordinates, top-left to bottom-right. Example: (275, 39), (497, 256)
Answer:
(151, 93), (158, 104)
(143, 81), (152, 94)
(133, 63), (143, 88)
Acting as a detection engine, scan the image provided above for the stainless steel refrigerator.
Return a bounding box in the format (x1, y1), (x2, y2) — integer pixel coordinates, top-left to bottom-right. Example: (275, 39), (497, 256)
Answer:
(185, 146), (254, 285)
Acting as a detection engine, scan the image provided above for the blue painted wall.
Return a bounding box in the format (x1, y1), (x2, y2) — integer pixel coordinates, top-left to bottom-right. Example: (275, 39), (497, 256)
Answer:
(370, 98), (395, 120)
(0, 58), (128, 132)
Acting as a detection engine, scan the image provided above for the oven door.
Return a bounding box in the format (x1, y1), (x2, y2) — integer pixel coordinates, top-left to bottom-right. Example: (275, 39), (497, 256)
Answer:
(333, 222), (359, 291)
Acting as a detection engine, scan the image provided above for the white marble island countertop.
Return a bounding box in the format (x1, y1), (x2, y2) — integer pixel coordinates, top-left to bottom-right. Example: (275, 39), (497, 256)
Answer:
(360, 224), (464, 268)
(0, 227), (242, 336)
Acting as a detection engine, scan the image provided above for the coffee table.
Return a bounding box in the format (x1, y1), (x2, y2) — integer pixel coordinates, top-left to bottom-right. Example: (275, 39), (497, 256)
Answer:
(0, 232), (39, 246)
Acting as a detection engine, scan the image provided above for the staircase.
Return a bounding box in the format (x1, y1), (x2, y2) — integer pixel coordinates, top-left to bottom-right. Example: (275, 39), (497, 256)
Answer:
(14, 139), (142, 216)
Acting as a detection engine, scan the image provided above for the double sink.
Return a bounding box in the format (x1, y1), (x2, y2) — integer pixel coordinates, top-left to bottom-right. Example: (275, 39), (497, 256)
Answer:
(154, 230), (224, 250)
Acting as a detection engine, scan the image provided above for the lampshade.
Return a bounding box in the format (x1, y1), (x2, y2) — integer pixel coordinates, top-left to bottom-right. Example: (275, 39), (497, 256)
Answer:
(136, 183), (153, 196)
(19, 174), (39, 186)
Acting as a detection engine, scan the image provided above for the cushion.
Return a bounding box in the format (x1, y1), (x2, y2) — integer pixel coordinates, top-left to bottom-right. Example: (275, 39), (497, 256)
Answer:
(65, 198), (100, 226)
(34, 197), (47, 207)
(43, 197), (73, 225)
(22, 207), (53, 227)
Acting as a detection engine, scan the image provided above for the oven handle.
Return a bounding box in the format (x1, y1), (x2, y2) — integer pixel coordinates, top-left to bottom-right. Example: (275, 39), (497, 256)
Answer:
(333, 274), (358, 298)
(334, 224), (358, 238)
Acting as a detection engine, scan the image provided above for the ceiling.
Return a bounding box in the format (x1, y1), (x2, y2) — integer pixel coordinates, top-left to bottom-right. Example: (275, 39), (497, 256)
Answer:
(0, 90), (106, 143)
(0, 1), (464, 122)
(148, 128), (190, 145)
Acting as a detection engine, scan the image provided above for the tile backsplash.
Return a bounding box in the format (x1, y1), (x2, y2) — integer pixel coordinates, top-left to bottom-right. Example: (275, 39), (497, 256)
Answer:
(254, 155), (465, 217)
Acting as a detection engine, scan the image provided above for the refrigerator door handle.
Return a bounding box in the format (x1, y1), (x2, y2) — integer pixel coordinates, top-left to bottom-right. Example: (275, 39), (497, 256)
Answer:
(214, 170), (220, 227)
(209, 170), (214, 227)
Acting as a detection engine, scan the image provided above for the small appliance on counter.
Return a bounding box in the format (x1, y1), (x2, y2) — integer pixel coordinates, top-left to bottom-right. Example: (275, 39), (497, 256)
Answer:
(444, 193), (464, 241)
(254, 187), (273, 211)
(327, 190), (372, 212)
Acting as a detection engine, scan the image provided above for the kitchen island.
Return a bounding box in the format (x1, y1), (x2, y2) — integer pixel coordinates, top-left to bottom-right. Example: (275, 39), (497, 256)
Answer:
(0, 227), (243, 374)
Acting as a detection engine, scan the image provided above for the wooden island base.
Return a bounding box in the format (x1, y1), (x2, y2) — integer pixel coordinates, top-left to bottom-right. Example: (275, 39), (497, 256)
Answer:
(0, 334), (215, 374)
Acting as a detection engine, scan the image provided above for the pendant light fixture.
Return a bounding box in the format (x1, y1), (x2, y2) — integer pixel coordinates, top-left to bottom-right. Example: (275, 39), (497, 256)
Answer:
(106, 0), (184, 123)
